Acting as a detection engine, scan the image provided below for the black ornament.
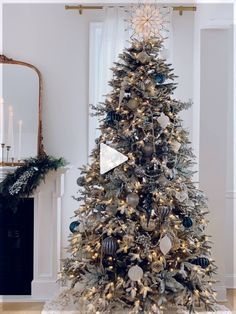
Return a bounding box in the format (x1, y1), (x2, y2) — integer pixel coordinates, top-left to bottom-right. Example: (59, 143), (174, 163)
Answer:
(192, 257), (210, 269)
(154, 73), (166, 84)
(156, 144), (169, 156)
(69, 221), (80, 233)
(95, 204), (106, 212)
(182, 216), (193, 228)
(172, 207), (181, 216)
(105, 111), (121, 125)
(167, 159), (176, 169)
(102, 237), (118, 256)
(76, 176), (85, 186)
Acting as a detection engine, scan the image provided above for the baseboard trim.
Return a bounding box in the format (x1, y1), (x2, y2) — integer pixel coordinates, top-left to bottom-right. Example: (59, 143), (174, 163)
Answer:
(32, 280), (60, 300)
(225, 274), (236, 289)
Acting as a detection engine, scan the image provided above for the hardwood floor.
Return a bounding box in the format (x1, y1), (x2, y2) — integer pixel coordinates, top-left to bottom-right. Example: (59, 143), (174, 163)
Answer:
(220, 289), (236, 313)
(0, 290), (235, 313)
(0, 301), (43, 313)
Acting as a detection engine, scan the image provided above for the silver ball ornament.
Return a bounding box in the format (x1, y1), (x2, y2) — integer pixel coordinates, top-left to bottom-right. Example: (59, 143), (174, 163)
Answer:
(126, 193), (139, 207)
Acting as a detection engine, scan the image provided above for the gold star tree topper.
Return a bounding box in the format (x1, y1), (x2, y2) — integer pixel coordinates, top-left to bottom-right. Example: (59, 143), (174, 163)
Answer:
(130, 2), (171, 40)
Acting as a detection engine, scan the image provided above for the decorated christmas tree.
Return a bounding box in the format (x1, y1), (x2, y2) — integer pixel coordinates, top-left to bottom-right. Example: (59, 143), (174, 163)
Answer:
(60, 4), (217, 313)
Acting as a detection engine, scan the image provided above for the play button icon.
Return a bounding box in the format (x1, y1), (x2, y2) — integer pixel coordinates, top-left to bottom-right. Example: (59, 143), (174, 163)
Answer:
(100, 143), (128, 174)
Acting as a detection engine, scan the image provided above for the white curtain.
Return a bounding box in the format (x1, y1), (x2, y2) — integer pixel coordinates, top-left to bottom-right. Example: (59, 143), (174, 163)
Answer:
(88, 7), (128, 154)
(160, 8), (173, 63)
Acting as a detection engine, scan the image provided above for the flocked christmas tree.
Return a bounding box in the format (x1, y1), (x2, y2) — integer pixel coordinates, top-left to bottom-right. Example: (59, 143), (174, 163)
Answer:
(61, 4), (217, 313)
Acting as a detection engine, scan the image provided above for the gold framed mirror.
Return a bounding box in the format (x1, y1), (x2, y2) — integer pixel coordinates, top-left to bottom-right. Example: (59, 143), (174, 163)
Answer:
(0, 55), (44, 164)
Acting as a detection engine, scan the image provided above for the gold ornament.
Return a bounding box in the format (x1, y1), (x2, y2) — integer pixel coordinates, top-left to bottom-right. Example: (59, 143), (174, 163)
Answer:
(141, 218), (156, 231)
(136, 51), (151, 63)
(172, 238), (181, 250)
(151, 261), (163, 273)
(127, 98), (139, 110)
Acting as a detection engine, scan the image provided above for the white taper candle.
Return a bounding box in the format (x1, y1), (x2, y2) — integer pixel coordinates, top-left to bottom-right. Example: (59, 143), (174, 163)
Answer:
(0, 97), (4, 145)
(18, 120), (22, 161)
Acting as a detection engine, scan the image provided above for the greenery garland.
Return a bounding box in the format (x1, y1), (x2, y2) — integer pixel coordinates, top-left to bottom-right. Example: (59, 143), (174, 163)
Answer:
(0, 155), (66, 211)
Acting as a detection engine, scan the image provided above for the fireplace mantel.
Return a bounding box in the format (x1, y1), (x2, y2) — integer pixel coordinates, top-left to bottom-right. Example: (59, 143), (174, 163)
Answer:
(31, 166), (70, 300)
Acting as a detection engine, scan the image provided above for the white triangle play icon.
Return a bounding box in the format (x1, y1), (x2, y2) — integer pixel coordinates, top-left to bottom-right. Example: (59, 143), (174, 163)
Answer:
(100, 143), (128, 175)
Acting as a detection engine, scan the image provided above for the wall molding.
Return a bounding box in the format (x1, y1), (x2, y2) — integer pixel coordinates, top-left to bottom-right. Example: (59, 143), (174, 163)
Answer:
(226, 191), (236, 199)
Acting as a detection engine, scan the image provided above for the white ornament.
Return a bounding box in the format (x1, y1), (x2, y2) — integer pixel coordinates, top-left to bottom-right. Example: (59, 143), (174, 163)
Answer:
(128, 265), (143, 281)
(160, 235), (172, 255)
(157, 113), (170, 129)
(78, 222), (86, 233)
(171, 140), (181, 153)
(175, 191), (188, 203)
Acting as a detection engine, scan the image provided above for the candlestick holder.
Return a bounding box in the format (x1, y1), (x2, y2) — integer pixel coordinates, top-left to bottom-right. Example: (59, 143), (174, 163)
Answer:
(0, 144), (24, 167)
(6, 146), (11, 163)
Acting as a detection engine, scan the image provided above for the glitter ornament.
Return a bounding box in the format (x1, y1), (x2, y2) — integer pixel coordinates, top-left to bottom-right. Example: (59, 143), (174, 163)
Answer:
(128, 265), (143, 281)
(127, 98), (139, 110)
(141, 218), (156, 232)
(151, 261), (163, 273)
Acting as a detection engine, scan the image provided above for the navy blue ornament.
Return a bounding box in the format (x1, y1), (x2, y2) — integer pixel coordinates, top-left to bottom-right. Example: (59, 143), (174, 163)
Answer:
(182, 216), (193, 228)
(105, 111), (121, 125)
(102, 237), (118, 256)
(154, 73), (166, 84)
(192, 257), (210, 269)
(69, 221), (80, 233)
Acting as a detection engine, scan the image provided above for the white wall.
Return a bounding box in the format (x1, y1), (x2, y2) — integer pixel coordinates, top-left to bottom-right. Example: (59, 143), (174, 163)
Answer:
(172, 11), (194, 141)
(2, 3), (104, 257)
(200, 28), (230, 301)
(193, 4), (234, 298)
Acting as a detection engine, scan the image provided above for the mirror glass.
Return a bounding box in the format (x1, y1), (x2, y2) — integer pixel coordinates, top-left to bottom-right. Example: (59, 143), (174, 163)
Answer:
(0, 63), (39, 162)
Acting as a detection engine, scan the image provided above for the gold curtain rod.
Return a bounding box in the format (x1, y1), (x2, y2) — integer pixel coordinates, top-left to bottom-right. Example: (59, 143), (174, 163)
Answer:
(65, 5), (197, 16)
